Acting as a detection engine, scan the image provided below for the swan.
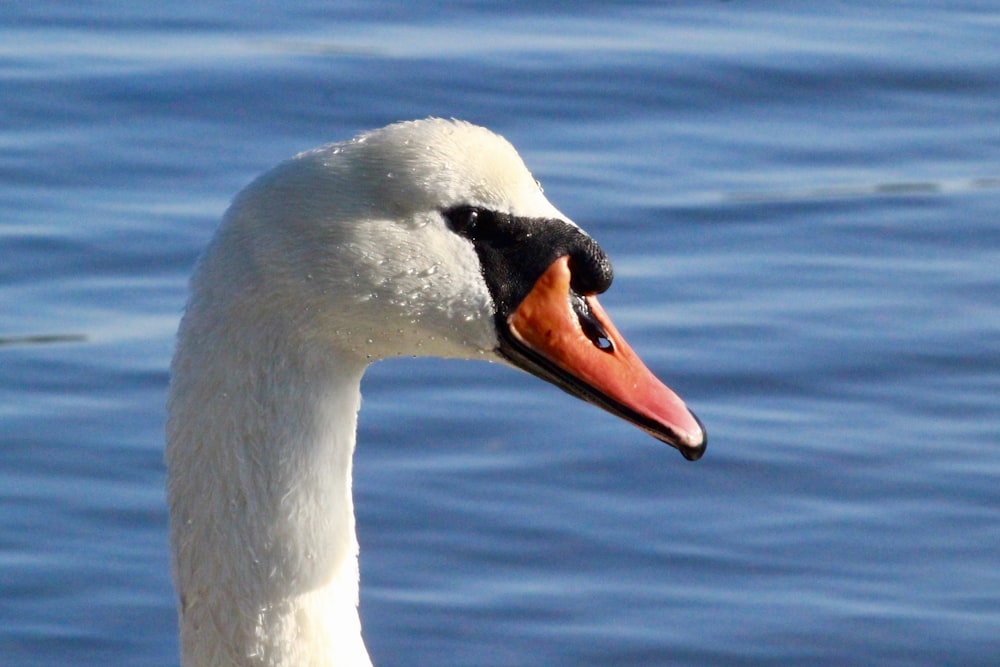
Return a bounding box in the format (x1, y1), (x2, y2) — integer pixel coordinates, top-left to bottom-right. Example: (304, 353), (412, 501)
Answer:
(166, 118), (706, 667)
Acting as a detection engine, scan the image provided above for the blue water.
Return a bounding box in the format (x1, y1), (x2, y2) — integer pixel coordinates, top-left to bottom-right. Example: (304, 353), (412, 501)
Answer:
(2, 3), (999, 665)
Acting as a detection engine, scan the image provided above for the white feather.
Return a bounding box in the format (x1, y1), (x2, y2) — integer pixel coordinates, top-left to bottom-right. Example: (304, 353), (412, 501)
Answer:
(167, 119), (570, 666)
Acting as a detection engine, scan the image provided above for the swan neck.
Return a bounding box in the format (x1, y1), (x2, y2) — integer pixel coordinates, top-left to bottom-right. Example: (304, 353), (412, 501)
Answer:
(167, 316), (373, 667)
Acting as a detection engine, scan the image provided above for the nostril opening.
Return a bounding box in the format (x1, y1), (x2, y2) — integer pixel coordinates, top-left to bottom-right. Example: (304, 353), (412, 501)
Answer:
(572, 292), (615, 354)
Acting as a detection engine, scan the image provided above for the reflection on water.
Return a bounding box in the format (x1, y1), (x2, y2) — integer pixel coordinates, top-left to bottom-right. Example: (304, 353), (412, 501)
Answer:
(727, 174), (1000, 202)
(0, 334), (87, 347)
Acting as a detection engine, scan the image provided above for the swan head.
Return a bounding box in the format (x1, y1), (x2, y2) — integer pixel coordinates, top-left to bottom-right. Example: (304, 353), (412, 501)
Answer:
(191, 118), (705, 458)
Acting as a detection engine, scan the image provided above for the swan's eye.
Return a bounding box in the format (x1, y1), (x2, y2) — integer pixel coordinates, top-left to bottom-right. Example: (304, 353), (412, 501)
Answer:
(444, 206), (519, 242)
(444, 205), (485, 235)
(455, 207), (479, 231)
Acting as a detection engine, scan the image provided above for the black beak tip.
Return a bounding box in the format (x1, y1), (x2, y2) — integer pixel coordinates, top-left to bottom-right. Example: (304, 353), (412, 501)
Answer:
(678, 411), (707, 462)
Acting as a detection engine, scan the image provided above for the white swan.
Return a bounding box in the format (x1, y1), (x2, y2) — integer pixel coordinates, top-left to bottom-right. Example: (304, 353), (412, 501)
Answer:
(166, 118), (706, 667)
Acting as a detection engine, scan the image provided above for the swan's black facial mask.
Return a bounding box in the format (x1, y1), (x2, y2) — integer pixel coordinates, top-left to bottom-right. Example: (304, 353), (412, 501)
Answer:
(442, 205), (706, 460)
(442, 206), (613, 317)
(443, 205), (620, 365)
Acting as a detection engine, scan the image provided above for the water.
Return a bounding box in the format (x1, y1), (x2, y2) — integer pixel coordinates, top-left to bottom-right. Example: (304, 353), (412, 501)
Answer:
(2, 3), (999, 665)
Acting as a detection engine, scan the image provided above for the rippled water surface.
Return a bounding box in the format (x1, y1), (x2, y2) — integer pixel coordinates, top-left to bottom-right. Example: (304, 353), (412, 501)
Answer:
(2, 3), (999, 666)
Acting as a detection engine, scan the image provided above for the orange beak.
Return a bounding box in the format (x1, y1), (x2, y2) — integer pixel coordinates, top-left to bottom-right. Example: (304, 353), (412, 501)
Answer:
(500, 256), (706, 460)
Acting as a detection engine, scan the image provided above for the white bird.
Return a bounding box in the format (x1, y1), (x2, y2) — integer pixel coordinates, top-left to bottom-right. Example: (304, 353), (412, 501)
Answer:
(166, 118), (705, 667)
